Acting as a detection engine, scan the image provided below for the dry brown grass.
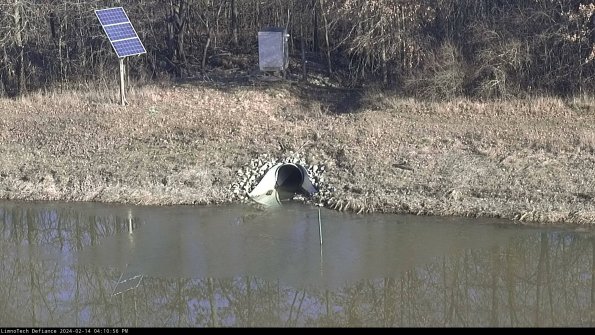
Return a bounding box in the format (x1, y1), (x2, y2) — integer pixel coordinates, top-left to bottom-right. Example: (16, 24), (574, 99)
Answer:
(1, 83), (594, 225)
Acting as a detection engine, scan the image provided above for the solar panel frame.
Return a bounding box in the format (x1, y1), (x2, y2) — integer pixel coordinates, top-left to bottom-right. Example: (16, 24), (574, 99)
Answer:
(95, 7), (146, 58)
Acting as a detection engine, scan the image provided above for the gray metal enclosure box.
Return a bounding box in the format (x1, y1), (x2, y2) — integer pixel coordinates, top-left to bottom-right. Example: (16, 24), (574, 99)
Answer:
(258, 28), (289, 72)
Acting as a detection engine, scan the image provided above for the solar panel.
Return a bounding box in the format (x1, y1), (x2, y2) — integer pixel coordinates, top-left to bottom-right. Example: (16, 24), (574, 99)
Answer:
(95, 7), (128, 26)
(95, 7), (146, 58)
(112, 39), (146, 58)
(104, 23), (137, 41)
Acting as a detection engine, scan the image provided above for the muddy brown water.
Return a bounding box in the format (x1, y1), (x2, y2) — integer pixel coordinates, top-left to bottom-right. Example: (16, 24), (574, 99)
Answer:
(1, 201), (594, 327)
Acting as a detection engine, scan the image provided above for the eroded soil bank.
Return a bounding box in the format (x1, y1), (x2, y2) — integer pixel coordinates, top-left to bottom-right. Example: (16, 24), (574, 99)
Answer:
(1, 82), (594, 225)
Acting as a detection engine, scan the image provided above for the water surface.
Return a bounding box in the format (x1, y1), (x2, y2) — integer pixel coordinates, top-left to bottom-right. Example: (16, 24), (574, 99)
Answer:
(0, 201), (593, 327)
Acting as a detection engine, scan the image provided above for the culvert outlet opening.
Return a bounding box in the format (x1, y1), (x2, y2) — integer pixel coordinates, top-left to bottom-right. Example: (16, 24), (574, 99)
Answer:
(276, 164), (303, 193)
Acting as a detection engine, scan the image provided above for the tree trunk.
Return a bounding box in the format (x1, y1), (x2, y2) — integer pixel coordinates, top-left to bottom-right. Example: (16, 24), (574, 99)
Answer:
(312, 0), (319, 52)
(14, 1), (26, 95)
(202, 18), (211, 72)
(166, 1), (176, 61)
(0, 75), (4, 97)
(231, 0), (239, 48)
(319, 0), (332, 75)
(174, 0), (188, 65)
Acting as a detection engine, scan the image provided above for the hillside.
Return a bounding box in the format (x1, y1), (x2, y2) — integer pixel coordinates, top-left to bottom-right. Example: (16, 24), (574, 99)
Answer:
(1, 81), (594, 225)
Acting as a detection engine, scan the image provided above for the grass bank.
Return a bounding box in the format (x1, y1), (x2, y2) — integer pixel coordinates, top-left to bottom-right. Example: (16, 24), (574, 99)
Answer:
(1, 81), (594, 225)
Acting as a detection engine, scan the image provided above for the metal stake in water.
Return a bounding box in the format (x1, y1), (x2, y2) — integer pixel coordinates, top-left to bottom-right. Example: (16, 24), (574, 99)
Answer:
(128, 209), (133, 234)
(318, 208), (323, 245)
(318, 208), (324, 280)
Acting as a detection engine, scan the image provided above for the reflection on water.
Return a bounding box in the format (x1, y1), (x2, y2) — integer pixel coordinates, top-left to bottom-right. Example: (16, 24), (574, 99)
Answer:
(0, 201), (594, 327)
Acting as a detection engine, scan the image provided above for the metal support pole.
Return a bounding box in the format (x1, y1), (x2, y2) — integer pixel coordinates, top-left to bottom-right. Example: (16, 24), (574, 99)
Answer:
(126, 57), (130, 89)
(119, 57), (126, 106)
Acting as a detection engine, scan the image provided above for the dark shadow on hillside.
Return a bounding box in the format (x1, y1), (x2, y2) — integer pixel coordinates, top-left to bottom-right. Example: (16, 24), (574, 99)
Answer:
(169, 67), (366, 115)
(292, 83), (364, 115)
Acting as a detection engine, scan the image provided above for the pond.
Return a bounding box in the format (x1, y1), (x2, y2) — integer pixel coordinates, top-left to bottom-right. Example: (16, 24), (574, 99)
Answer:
(0, 201), (593, 327)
